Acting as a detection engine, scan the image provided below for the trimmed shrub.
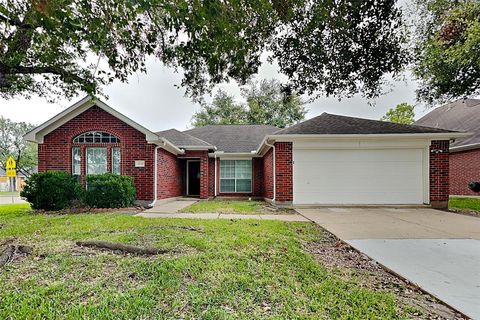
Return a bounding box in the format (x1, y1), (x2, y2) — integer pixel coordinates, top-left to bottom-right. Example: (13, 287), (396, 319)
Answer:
(85, 173), (136, 208)
(20, 171), (83, 211)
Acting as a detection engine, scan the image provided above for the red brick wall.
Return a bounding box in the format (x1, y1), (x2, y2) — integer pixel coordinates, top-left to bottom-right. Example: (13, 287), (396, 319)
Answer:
(183, 150), (209, 199)
(157, 148), (182, 199)
(262, 148), (274, 199)
(39, 106), (155, 201)
(450, 149), (480, 196)
(275, 142), (293, 203)
(430, 140), (450, 209)
(208, 158), (216, 197)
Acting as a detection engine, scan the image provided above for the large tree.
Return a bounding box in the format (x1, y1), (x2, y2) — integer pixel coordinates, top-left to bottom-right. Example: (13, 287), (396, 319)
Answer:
(191, 79), (306, 128)
(412, 0), (480, 105)
(0, 117), (37, 180)
(243, 79), (306, 128)
(191, 90), (247, 127)
(0, 0), (407, 101)
(380, 102), (415, 124)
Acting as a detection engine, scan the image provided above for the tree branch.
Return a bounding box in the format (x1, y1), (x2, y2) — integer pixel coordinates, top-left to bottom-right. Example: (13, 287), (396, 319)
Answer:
(0, 64), (91, 87)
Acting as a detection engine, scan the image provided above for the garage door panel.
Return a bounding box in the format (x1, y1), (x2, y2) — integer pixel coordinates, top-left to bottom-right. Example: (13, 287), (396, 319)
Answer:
(293, 148), (424, 205)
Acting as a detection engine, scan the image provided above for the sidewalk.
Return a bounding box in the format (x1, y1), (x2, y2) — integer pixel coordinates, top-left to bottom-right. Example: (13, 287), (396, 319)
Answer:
(137, 211), (309, 221)
(0, 196), (26, 205)
(136, 199), (308, 221)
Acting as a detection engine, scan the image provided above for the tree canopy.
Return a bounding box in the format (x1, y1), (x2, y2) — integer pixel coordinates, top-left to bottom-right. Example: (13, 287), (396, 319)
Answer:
(412, 0), (480, 105)
(0, 117), (37, 178)
(191, 79), (307, 128)
(1, 0), (407, 101)
(380, 102), (415, 124)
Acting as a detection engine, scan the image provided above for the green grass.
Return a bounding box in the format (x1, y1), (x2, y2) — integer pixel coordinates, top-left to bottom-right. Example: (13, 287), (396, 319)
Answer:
(449, 197), (480, 214)
(0, 204), (412, 319)
(179, 200), (293, 214)
(0, 191), (20, 196)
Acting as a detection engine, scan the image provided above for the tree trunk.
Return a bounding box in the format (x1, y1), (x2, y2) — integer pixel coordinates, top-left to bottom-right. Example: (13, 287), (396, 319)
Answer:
(75, 241), (171, 255)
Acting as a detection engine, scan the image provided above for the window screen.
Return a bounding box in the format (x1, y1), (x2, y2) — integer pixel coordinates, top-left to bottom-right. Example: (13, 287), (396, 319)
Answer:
(86, 147), (108, 175)
(112, 147), (121, 174)
(220, 160), (252, 193)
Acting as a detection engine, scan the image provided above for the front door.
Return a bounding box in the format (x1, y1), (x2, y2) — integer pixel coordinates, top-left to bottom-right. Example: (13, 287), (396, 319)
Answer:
(187, 160), (201, 196)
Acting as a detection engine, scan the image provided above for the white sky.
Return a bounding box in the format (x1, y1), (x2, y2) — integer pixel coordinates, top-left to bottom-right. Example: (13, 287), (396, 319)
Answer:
(0, 54), (435, 132)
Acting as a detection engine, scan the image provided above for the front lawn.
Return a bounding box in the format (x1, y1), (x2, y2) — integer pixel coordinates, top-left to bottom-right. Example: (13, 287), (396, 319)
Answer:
(180, 199), (295, 215)
(449, 197), (480, 215)
(0, 204), (423, 319)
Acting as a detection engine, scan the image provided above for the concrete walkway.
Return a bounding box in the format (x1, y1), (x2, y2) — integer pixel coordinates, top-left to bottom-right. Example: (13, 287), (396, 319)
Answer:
(138, 211), (308, 221)
(136, 199), (308, 221)
(297, 207), (480, 319)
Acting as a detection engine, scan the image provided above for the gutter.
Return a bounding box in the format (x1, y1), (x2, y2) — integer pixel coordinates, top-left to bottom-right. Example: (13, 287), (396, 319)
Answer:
(450, 143), (480, 153)
(148, 145), (161, 208)
(263, 132), (473, 141)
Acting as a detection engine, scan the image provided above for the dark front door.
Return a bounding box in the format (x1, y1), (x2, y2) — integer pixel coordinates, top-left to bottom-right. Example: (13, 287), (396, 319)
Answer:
(187, 160), (201, 196)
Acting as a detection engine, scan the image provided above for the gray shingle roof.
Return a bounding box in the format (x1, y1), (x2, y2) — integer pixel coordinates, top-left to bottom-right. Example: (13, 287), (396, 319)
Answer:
(156, 129), (212, 148)
(185, 125), (279, 153)
(414, 99), (480, 149)
(274, 113), (455, 135)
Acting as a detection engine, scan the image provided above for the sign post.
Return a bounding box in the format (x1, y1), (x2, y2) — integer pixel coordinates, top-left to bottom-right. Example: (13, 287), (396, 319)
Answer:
(5, 156), (16, 194)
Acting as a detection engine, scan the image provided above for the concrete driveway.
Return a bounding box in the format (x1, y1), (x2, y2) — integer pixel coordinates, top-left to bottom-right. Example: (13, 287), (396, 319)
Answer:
(297, 207), (480, 319)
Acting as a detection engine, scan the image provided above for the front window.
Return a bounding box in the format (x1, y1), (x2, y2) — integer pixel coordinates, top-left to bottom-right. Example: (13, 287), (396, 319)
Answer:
(86, 147), (108, 175)
(220, 160), (252, 193)
(72, 147), (81, 176)
(112, 147), (121, 174)
(73, 131), (119, 143)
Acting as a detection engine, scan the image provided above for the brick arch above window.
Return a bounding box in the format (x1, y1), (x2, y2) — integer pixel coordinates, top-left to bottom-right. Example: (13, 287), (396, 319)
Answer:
(73, 131), (120, 144)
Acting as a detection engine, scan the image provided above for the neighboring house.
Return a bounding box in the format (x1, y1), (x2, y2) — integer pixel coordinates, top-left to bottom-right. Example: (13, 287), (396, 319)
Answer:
(0, 167), (34, 192)
(415, 99), (480, 196)
(25, 96), (468, 209)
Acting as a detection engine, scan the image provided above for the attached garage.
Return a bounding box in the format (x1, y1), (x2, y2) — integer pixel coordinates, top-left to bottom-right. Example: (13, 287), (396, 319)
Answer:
(257, 113), (470, 208)
(293, 144), (428, 205)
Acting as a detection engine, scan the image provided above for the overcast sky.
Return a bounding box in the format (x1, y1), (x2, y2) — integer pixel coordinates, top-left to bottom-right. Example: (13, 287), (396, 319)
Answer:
(0, 54), (435, 132)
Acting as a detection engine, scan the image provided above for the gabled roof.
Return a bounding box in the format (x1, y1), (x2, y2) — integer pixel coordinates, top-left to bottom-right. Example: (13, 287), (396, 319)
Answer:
(415, 99), (480, 151)
(274, 112), (456, 135)
(156, 129), (213, 149)
(185, 124), (279, 153)
(24, 96), (183, 155)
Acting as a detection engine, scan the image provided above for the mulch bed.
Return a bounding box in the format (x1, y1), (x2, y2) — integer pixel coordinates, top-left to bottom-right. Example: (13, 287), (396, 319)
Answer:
(32, 206), (144, 215)
(303, 226), (467, 320)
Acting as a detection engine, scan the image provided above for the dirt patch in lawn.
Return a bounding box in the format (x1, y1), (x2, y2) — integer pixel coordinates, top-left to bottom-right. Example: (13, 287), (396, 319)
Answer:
(303, 226), (465, 320)
(448, 208), (480, 218)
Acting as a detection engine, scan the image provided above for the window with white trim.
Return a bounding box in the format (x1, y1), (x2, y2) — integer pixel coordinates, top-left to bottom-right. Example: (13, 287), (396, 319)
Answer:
(72, 147), (81, 176)
(73, 131), (119, 143)
(112, 147), (121, 174)
(220, 160), (252, 193)
(86, 147), (108, 175)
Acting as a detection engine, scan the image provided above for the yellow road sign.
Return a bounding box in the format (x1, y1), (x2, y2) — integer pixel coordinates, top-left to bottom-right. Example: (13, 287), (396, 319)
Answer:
(6, 156), (16, 169)
(5, 156), (16, 177)
(6, 169), (16, 177)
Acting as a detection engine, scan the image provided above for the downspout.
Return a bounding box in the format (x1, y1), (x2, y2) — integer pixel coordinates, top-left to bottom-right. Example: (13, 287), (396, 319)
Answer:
(264, 141), (276, 202)
(214, 153), (217, 197)
(148, 145), (161, 208)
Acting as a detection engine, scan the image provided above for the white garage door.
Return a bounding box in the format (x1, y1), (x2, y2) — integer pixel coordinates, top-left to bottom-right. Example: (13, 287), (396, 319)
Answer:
(293, 148), (425, 205)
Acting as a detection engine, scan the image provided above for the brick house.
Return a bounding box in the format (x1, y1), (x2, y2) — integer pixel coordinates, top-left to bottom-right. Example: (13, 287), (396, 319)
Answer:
(415, 99), (479, 196)
(25, 96), (468, 209)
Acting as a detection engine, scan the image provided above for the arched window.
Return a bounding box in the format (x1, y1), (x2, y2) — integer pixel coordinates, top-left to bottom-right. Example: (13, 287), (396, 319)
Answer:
(73, 131), (119, 144)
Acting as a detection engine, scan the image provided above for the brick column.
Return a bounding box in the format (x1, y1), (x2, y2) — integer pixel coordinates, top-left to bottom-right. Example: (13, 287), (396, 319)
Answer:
(430, 140), (450, 209)
(199, 152), (209, 199)
(275, 142), (293, 203)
